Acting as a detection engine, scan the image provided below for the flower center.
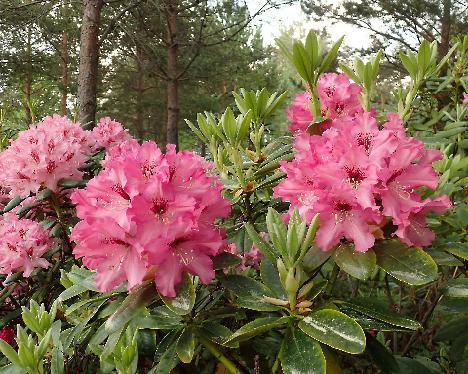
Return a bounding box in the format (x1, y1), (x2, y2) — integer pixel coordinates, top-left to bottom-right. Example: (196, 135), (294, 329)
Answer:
(344, 166), (366, 188)
(111, 184), (130, 200)
(356, 132), (373, 153)
(151, 198), (168, 216)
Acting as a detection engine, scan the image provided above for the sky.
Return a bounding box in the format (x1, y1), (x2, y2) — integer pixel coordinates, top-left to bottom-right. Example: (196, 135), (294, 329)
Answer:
(247, 0), (373, 49)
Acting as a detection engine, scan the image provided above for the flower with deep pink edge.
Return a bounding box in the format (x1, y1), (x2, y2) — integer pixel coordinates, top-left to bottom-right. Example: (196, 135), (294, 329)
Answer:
(93, 117), (132, 149)
(276, 108), (450, 252)
(71, 140), (230, 297)
(0, 213), (52, 277)
(0, 115), (95, 197)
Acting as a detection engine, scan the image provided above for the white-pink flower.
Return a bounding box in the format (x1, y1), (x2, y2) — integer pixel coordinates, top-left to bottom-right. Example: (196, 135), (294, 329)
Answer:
(93, 117), (132, 149)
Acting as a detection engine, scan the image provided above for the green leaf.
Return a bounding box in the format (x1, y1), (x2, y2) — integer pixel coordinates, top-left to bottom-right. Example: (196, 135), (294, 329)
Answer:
(224, 316), (289, 344)
(260, 258), (286, 299)
(434, 317), (468, 341)
(334, 243), (376, 280)
(374, 240), (438, 285)
(303, 245), (331, 272)
(445, 242), (468, 260)
(176, 328), (195, 364)
(57, 178), (86, 189)
(212, 252), (242, 270)
(280, 329), (326, 374)
(366, 334), (400, 374)
(244, 222), (277, 262)
(425, 248), (463, 266)
(3, 196), (24, 213)
(319, 36), (344, 74)
(198, 323), (236, 347)
(0, 364), (26, 374)
(221, 107), (237, 143)
(133, 315), (182, 330)
(334, 299), (420, 330)
(149, 331), (180, 374)
(443, 278), (468, 298)
(299, 309), (366, 354)
(105, 281), (156, 335)
(160, 273), (195, 315)
(222, 274), (272, 299)
(0, 341), (22, 368)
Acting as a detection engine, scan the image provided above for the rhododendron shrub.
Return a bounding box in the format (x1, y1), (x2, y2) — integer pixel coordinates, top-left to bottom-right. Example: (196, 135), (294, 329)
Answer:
(0, 31), (465, 374)
(276, 107), (451, 251)
(70, 140), (230, 297)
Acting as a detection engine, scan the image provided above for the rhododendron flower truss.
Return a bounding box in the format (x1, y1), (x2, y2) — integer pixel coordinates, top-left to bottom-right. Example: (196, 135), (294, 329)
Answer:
(275, 110), (451, 252)
(71, 140), (230, 298)
(287, 73), (363, 133)
(0, 213), (53, 277)
(93, 117), (132, 149)
(0, 115), (96, 198)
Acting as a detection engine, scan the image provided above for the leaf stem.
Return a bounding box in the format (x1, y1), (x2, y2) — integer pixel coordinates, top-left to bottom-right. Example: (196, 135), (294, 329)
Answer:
(199, 336), (242, 374)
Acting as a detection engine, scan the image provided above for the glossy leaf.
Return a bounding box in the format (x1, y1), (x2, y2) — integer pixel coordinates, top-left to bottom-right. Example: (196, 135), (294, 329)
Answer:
(445, 242), (468, 260)
(160, 274), (195, 315)
(334, 243), (376, 280)
(225, 316), (289, 344)
(299, 309), (366, 354)
(334, 299), (420, 330)
(442, 278), (468, 298)
(176, 328), (196, 363)
(212, 252), (242, 270)
(260, 258), (286, 299)
(366, 334), (400, 374)
(374, 240), (437, 285)
(280, 329), (326, 374)
(105, 281), (156, 334)
(303, 245), (332, 272)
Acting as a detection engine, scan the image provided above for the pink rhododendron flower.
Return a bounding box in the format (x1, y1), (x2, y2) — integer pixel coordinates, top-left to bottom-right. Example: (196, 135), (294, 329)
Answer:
(288, 92), (313, 133)
(93, 117), (132, 149)
(0, 326), (16, 346)
(0, 213), (52, 276)
(71, 140), (230, 297)
(287, 74), (363, 133)
(0, 115), (95, 197)
(275, 107), (450, 252)
(317, 73), (363, 119)
(463, 93), (468, 104)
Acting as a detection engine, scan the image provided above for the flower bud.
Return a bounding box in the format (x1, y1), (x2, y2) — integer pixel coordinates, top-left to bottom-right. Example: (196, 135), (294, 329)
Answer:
(285, 268), (299, 295)
(263, 296), (289, 306)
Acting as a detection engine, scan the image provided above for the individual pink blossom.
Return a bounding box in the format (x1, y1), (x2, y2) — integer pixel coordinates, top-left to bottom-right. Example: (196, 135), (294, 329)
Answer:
(71, 140), (230, 298)
(0, 326), (16, 346)
(0, 213), (52, 276)
(287, 74), (363, 133)
(463, 93), (468, 104)
(93, 117), (132, 149)
(275, 108), (450, 252)
(0, 115), (95, 197)
(287, 92), (313, 133)
(223, 240), (264, 272)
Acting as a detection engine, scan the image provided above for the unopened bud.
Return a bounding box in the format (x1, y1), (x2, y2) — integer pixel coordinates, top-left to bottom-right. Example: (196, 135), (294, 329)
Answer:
(296, 300), (313, 309)
(285, 268), (299, 295)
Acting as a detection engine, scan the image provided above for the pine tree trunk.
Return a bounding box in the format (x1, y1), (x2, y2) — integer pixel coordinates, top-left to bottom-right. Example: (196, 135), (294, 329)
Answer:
(60, 31), (69, 116)
(77, 0), (103, 127)
(438, 0), (451, 71)
(135, 47), (145, 140)
(166, 0), (179, 148)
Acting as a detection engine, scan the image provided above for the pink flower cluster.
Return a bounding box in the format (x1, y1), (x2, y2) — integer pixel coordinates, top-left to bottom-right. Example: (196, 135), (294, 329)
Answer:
(70, 140), (230, 297)
(0, 115), (132, 199)
(0, 115), (96, 198)
(224, 242), (263, 272)
(287, 73), (362, 133)
(0, 213), (52, 276)
(276, 87), (450, 252)
(92, 117), (132, 149)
